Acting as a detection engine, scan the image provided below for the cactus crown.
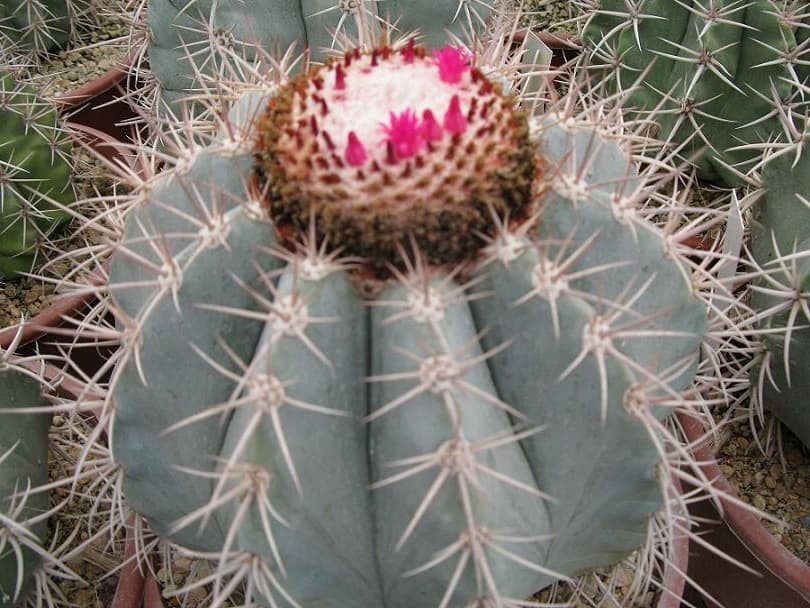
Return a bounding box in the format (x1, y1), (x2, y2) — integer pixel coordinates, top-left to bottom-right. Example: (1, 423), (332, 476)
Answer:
(255, 41), (535, 277)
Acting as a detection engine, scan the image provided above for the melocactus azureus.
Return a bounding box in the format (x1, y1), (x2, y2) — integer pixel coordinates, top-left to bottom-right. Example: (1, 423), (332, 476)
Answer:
(101, 38), (715, 608)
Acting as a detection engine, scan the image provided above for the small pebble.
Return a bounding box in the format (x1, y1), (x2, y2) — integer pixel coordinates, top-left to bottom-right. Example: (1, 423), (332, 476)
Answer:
(161, 584), (177, 598)
(186, 586), (208, 603)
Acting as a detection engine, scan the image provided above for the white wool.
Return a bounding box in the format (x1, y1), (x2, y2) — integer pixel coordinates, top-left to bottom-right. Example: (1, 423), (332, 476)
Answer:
(316, 53), (475, 160)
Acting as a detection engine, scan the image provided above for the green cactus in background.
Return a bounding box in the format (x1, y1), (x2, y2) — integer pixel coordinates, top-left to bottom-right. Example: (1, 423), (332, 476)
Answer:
(91, 40), (723, 607)
(582, 0), (810, 187)
(749, 149), (810, 447)
(145, 0), (498, 111)
(0, 71), (72, 279)
(0, 366), (50, 608)
(0, 0), (77, 57)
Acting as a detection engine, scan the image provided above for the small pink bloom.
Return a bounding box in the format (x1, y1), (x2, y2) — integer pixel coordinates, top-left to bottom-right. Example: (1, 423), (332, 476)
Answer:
(345, 131), (367, 167)
(381, 109), (424, 161)
(420, 109), (443, 142)
(443, 95), (467, 134)
(432, 45), (470, 84)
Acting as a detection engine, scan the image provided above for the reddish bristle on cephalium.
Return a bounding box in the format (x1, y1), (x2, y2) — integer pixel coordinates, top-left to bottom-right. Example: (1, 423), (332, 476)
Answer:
(254, 42), (536, 277)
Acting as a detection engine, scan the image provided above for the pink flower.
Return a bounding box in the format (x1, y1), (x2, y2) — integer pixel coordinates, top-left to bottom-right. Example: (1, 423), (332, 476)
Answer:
(345, 131), (367, 167)
(432, 45), (470, 84)
(443, 95), (467, 134)
(381, 109), (424, 160)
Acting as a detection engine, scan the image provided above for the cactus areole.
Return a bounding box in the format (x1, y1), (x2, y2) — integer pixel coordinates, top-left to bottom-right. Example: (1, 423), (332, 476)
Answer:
(110, 42), (708, 608)
(255, 43), (535, 276)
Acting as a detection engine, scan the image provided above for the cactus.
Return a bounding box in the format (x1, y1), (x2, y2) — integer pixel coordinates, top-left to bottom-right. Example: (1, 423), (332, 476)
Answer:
(0, 0), (77, 57)
(0, 71), (72, 279)
(92, 40), (724, 607)
(749, 149), (810, 447)
(145, 0), (498, 111)
(582, 0), (810, 187)
(0, 366), (50, 608)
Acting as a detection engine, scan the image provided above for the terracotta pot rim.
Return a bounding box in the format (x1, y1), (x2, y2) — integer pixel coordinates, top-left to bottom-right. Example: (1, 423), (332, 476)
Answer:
(534, 30), (581, 49)
(0, 289), (95, 350)
(678, 411), (810, 601)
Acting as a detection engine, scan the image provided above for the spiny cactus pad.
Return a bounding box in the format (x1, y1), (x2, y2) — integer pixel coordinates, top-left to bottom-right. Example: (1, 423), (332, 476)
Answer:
(146, 0), (496, 110)
(108, 45), (708, 606)
(0, 72), (72, 278)
(0, 0), (73, 56)
(0, 367), (50, 608)
(750, 150), (810, 447)
(583, 0), (810, 186)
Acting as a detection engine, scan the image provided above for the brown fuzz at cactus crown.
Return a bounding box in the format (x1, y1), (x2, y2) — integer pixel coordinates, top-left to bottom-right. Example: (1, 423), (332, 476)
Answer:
(254, 41), (538, 278)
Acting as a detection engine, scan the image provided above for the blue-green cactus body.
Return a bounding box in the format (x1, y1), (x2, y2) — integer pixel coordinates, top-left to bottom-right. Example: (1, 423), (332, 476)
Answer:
(108, 47), (708, 604)
(583, 0), (810, 186)
(750, 151), (810, 447)
(147, 0), (495, 109)
(0, 368), (50, 608)
(0, 72), (72, 278)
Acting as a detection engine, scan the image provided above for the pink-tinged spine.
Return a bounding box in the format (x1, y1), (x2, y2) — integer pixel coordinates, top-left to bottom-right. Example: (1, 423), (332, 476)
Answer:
(345, 131), (367, 167)
(420, 110), (443, 142)
(443, 95), (467, 134)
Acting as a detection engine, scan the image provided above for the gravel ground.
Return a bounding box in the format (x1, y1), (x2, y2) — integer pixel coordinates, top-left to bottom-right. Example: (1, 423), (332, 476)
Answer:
(534, 562), (660, 607)
(717, 412), (810, 562)
(48, 414), (122, 608)
(513, 0), (587, 36)
(25, 1), (131, 100)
